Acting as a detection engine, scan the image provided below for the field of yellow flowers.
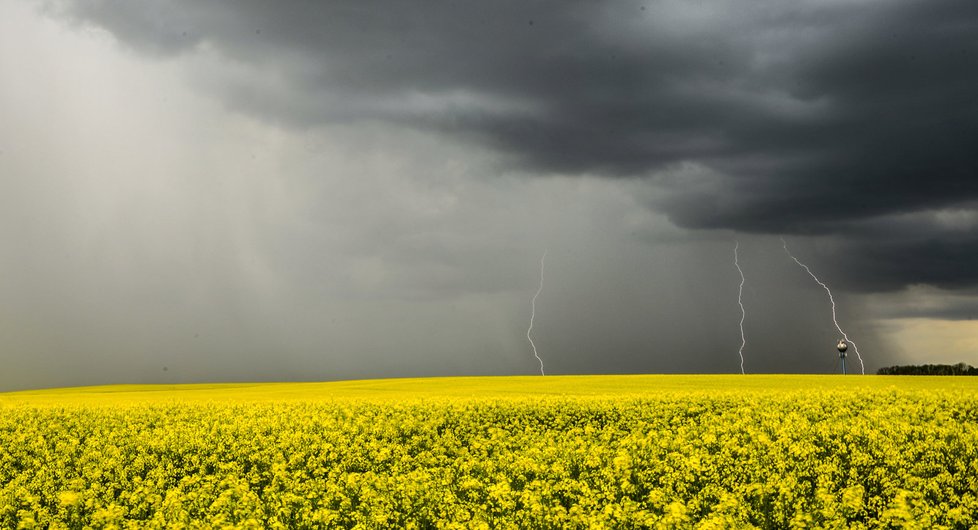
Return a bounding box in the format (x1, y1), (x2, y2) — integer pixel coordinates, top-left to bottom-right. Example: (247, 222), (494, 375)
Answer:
(1, 375), (976, 528)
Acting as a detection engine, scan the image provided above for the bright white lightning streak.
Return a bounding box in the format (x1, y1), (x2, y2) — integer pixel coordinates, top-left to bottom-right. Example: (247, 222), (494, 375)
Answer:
(527, 250), (547, 376)
(781, 238), (866, 374)
(734, 241), (746, 374)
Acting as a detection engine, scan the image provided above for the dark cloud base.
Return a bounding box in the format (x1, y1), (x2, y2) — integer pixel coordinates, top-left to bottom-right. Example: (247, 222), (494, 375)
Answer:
(46, 0), (978, 293)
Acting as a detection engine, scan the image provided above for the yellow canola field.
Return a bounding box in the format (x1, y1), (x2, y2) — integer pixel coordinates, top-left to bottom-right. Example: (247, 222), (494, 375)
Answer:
(1, 375), (977, 529)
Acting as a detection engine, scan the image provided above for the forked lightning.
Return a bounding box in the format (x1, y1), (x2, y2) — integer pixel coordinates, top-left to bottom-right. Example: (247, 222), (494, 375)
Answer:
(527, 250), (547, 376)
(734, 241), (746, 374)
(781, 238), (865, 374)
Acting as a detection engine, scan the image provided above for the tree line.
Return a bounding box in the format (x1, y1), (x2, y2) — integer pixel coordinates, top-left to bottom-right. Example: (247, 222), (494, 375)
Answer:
(876, 363), (978, 375)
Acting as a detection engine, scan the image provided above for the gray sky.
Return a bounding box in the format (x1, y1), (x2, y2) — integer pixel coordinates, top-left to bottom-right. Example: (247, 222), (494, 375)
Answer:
(2, 0), (977, 390)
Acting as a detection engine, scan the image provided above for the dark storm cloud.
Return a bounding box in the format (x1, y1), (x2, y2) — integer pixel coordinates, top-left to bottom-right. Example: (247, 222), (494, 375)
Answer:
(47, 0), (978, 292)
(823, 232), (978, 294)
(779, 206), (978, 294)
(879, 297), (978, 321)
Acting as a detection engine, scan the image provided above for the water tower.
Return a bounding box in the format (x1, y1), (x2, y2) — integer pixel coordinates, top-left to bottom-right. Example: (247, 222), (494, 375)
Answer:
(836, 339), (848, 374)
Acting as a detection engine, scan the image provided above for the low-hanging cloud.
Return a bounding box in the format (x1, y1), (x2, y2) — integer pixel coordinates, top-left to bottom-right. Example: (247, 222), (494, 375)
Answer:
(45, 0), (978, 294)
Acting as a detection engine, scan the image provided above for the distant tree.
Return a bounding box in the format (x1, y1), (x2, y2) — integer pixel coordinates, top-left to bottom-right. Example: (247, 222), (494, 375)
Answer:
(877, 363), (978, 375)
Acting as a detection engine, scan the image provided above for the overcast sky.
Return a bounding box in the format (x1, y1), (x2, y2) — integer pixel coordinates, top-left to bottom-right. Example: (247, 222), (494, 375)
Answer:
(2, 0), (977, 391)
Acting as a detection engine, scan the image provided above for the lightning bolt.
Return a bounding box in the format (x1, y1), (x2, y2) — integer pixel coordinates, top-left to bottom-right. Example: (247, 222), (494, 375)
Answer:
(734, 241), (746, 374)
(527, 250), (547, 376)
(781, 237), (865, 374)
